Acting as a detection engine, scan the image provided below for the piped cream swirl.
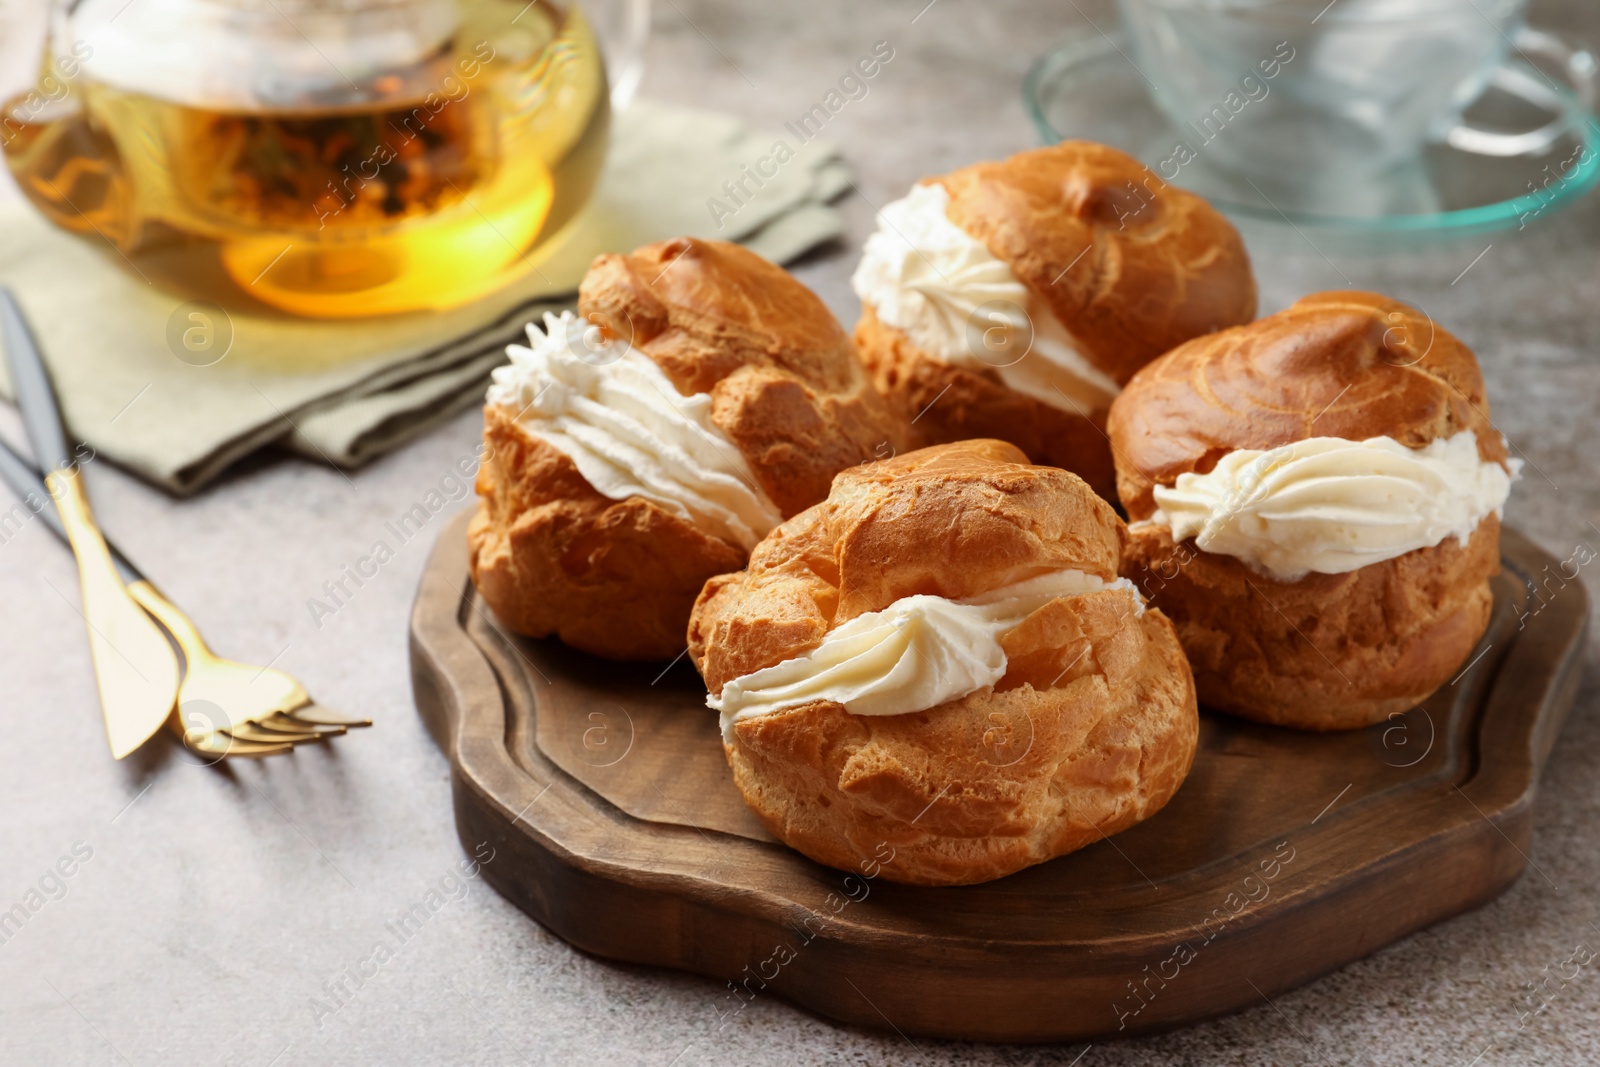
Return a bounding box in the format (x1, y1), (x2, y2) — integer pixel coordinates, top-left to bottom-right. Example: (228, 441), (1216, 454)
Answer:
(487, 311), (783, 551)
(708, 569), (1144, 738)
(850, 182), (1120, 413)
(1142, 431), (1517, 582)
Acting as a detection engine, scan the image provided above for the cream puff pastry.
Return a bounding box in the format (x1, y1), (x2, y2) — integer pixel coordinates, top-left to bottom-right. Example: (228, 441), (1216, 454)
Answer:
(851, 141), (1256, 499)
(469, 237), (903, 661)
(689, 440), (1198, 886)
(1109, 291), (1518, 730)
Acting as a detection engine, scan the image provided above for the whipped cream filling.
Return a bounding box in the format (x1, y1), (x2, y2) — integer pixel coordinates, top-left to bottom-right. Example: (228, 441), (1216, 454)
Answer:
(487, 311), (783, 551)
(1141, 431), (1518, 582)
(708, 569), (1144, 738)
(850, 182), (1121, 414)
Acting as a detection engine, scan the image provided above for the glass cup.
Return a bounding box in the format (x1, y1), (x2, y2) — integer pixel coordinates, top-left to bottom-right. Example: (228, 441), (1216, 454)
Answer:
(1116, 0), (1595, 188)
(0, 0), (650, 318)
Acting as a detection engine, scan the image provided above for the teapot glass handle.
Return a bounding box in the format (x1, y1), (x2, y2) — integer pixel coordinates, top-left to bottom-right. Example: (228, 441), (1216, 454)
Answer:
(1445, 26), (1597, 158)
(604, 0), (651, 110)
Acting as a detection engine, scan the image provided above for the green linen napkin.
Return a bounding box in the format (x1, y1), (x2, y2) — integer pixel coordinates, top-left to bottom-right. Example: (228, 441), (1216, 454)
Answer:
(0, 100), (852, 493)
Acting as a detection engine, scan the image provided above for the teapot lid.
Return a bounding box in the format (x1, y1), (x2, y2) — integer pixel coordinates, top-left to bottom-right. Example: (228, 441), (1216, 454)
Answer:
(69, 0), (458, 110)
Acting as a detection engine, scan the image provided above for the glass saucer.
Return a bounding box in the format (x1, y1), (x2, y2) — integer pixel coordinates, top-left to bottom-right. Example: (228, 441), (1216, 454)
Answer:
(1023, 28), (1600, 249)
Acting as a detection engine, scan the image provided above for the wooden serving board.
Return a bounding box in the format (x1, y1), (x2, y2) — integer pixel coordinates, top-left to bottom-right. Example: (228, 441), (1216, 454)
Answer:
(410, 511), (1587, 1043)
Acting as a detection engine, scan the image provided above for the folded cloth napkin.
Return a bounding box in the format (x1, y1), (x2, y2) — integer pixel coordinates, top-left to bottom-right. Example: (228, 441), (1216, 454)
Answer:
(0, 100), (852, 493)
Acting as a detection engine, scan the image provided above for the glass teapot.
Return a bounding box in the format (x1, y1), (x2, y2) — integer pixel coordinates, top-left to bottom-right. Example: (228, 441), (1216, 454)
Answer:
(0, 0), (648, 317)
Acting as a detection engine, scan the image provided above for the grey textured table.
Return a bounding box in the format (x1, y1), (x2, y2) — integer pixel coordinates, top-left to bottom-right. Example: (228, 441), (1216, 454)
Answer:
(3, 2), (1599, 1064)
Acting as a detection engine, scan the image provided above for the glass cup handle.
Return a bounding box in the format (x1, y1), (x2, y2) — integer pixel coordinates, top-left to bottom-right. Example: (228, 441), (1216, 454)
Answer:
(1445, 26), (1597, 158)
(606, 0), (651, 110)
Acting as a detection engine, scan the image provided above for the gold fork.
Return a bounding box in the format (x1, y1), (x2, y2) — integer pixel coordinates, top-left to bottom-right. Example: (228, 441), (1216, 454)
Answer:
(0, 436), (369, 760)
(129, 582), (369, 760)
